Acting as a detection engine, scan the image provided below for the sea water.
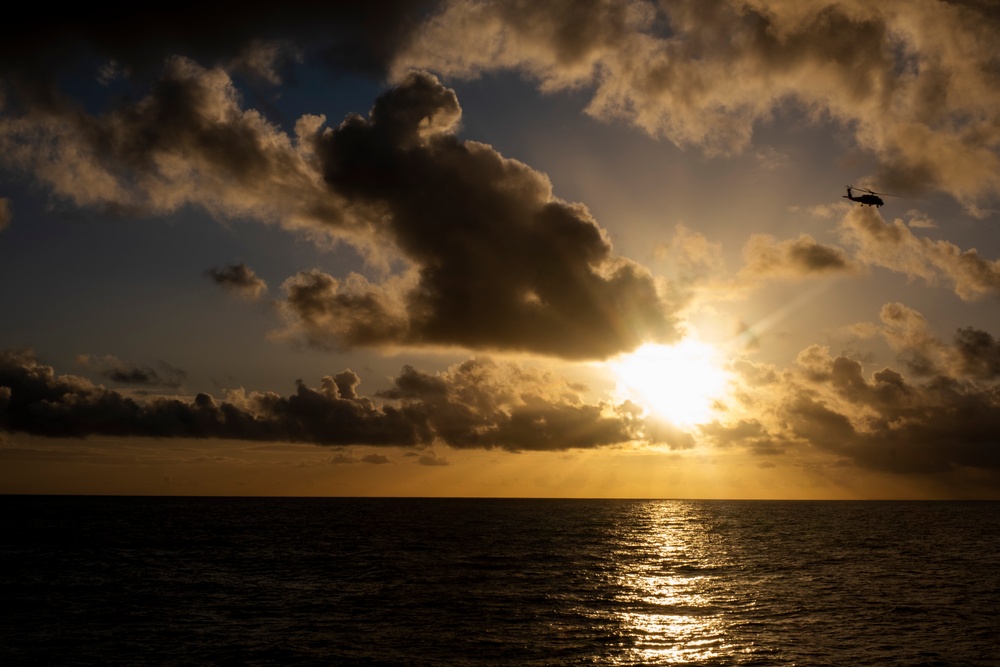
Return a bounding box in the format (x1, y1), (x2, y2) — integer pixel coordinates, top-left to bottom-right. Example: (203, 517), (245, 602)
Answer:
(2, 497), (998, 665)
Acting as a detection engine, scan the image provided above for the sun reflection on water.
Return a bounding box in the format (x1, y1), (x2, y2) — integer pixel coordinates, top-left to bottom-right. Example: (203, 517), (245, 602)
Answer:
(608, 503), (741, 664)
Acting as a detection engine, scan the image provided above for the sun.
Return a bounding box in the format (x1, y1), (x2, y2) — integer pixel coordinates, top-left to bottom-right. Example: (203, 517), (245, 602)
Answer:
(609, 339), (731, 427)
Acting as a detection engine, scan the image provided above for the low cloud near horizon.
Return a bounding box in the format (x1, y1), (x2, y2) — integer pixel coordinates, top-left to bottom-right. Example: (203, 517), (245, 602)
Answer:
(0, 349), (685, 451)
(5, 310), (1000, 493)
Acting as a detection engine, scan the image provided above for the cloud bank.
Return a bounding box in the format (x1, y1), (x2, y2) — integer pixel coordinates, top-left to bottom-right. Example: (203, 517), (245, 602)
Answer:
(706, 306), (1000, 485)
(0, 349), (682, 451)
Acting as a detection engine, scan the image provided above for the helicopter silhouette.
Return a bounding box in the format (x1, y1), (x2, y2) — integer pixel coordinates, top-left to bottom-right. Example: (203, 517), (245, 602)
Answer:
(843, 185), (897, 207)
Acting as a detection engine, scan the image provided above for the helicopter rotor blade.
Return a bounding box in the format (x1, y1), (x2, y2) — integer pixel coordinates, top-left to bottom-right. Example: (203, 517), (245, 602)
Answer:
(855, 186), (900, 197)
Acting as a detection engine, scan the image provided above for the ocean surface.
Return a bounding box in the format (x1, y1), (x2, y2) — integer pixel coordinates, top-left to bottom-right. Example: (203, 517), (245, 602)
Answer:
(2, 497), (998, 666)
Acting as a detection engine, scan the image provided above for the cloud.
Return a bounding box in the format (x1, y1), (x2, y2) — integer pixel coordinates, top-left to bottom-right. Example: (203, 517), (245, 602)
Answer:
(839, 207), (1000, 300)
(417, 452), (450, 466)
(76, 354), (187, 388)
(737, 206), (1000, 300)
(0, 3), (430, 88)
(332, 369), (362, 400)
(739, 233), (859, 280)
(0, 198), (9, 231)
(374, 358), (677, 451)
(700, 418), (782, 456)
(205, 262), (268, 300)
(0, 349), (674, 451)
(2, 349), (420, 444)
(395, 0), (1000, 207)
(330, 452), (359, 465)
(876, 302), (950, 377)
(0, 56), (342, 235)
(226, 40), (303, 86)
(952, 327), (1000, 381)
(754, 146), (789, 171)
(905, 209), (937, 229)
(1, 57), (679, 359)
(655, 224), (726, 279)
(5, 2), (1000, 212)
(277, 269), (412, 351)
(705, 317), (1000, 485)
(783, 347), (1000, 476)
(876, 302), (1000, 381)
(285, 70), (679, 358)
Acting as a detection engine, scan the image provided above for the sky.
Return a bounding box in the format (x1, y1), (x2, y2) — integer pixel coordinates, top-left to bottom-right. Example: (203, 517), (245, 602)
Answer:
(3, 0), (1000, 499)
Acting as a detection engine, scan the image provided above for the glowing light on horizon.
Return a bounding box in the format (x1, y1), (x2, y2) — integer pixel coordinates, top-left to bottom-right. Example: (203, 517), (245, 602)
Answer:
(609, 339), (731, 428)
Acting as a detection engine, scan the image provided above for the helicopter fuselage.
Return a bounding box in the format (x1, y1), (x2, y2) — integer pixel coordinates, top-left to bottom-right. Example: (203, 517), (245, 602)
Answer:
(843, 187), (884, 207)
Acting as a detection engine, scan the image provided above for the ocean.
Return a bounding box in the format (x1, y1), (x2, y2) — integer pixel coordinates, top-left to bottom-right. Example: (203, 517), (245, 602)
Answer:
(2, 497), (998, 666)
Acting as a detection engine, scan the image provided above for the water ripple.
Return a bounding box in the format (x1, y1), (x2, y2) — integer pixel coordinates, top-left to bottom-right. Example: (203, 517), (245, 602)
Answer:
(2, 497), (998, 665)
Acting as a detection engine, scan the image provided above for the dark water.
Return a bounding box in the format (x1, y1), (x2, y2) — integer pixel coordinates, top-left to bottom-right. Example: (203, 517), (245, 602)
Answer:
(2, 497), (998, 666)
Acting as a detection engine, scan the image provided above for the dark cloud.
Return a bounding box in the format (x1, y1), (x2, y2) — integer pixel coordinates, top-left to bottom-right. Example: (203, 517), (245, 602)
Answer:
(953, 327), (1000, 380)
(205, 262), (268, 300)
(709, 335), (1000, 484)
(293, 71), (678, 359)
(875, 303), (1000, 381)
(1, 54), (679, 360)
(699, 419), (771, 451)
(76, 354), (186, 388)
(877, 302), (945, 377)
(373, 357), (682, 451)
(1, 349), (420, 445)
(786, 365), (1000, 476)
(0, 2), (436, 92)
(279, 270), (411, 351)
(0, 198), (9, 231)
(0, 349), (673, 451)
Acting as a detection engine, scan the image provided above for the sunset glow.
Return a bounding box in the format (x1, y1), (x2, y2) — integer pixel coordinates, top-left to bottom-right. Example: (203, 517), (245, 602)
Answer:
(2, 1), (1000, 500)
(610, 341), (730, 428)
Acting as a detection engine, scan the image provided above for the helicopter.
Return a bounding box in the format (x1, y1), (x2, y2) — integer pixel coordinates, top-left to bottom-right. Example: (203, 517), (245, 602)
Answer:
(843, 185), (897, 207)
